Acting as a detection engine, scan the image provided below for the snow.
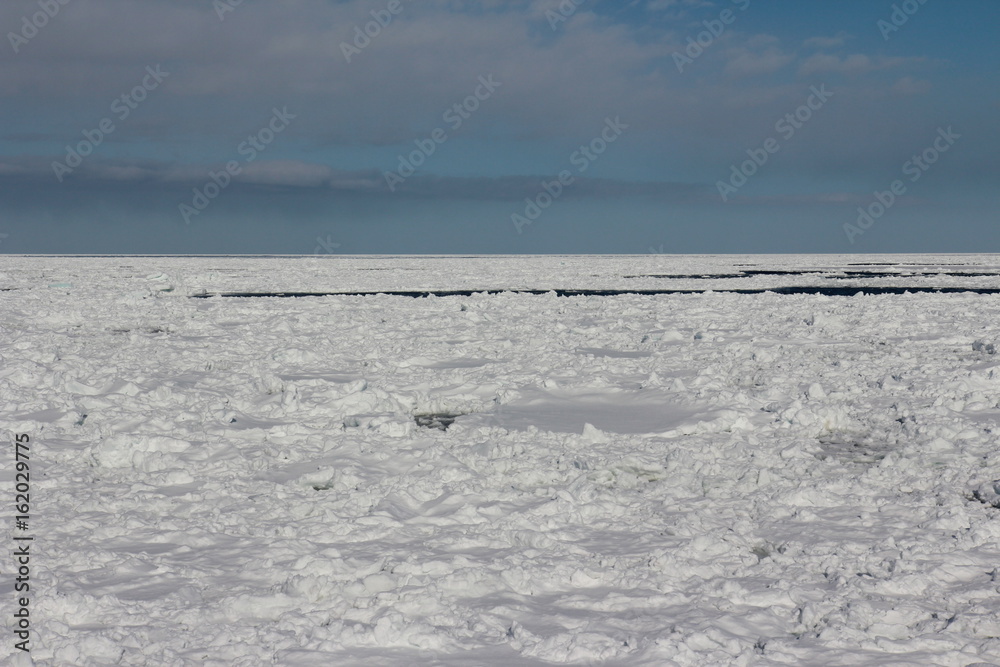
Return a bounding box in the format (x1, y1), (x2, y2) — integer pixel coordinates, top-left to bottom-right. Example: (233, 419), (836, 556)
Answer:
(2, 254), (1000, 665)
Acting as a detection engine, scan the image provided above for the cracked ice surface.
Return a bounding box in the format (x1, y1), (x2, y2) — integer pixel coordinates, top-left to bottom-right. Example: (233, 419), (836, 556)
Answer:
(2, 255), (1000, 666)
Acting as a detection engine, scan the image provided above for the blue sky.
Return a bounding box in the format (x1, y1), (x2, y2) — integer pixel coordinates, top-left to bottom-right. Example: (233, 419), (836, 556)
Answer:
(1, 0), (997, 254)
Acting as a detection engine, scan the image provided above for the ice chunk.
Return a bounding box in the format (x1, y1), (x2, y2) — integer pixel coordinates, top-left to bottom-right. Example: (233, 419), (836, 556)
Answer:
(973, 340), (996, 355)
(973, 481), (1000, 508)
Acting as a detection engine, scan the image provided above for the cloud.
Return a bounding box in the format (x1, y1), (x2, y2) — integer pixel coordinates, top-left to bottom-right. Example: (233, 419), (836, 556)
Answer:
(239, 161), (338, 188)
(0, 0), (674, 145)
(803, 33), (850, 49)
(0, 162), (35, 176)
(724, 46), (795, 77)
(644, 0), (713, 12)
(797, 53), (919, 76)
(392, 174), (708, 201)
(740, 192), (871, 206)
(0, 0), (992, 209)
(0, 156), (710, 202)
(891, 76), (932, 95)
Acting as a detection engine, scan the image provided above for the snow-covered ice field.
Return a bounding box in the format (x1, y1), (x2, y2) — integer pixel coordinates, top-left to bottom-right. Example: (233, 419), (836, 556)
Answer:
(3, 254), (1000, 666)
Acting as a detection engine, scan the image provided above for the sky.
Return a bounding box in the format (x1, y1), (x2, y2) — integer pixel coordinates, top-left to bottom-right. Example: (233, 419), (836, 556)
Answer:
(0, 0), (997, 255)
